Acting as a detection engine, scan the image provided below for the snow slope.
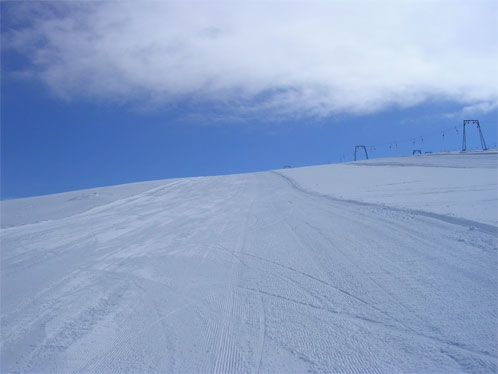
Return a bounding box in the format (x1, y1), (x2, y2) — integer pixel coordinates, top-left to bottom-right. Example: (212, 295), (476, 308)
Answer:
(279, 150), (498, 226)
(1, 151), (497, 373)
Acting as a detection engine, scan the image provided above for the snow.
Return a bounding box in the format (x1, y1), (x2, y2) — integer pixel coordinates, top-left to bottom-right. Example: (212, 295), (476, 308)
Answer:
(1, 179), (172, 228)
(1, 150), (497, 373)
(278, 150), (498, 226)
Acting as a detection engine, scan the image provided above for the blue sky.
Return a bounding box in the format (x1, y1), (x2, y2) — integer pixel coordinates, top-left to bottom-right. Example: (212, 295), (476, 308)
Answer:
(2, 1), (497, 199)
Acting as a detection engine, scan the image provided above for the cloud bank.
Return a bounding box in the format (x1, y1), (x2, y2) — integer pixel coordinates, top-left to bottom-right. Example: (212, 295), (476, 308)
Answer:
(5, 1), (498, 118)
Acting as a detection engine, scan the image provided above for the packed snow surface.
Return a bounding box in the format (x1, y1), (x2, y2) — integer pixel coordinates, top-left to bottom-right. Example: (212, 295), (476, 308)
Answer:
(1, 150), (497, 373)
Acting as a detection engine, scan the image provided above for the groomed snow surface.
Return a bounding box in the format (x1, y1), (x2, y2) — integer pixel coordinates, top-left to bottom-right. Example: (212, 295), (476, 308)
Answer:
(1, 150), (497, 373)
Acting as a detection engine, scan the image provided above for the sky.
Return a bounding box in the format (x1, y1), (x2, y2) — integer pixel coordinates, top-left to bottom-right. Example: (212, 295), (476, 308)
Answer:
(1, 0), (497, 199)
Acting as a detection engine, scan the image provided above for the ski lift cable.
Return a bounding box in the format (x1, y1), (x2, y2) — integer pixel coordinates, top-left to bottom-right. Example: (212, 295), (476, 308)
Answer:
(364, 124), (470, 149)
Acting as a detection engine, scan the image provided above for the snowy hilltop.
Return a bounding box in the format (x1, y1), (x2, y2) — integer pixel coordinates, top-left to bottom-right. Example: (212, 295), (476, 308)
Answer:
(1, 150), (497, 373)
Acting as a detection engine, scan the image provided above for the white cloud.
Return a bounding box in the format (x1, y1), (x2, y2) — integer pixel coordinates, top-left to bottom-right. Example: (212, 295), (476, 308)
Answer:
(462, 101), (498, 114)
(5, 0), (498, 118)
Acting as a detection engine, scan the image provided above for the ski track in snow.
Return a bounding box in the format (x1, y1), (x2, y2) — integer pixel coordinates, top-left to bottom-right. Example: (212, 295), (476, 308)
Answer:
(1, 152), (497, 373)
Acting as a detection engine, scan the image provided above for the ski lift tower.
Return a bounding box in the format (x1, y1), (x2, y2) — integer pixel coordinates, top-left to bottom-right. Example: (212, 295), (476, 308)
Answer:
(354, 145), (369, 161)
(462, 120), (488, 151)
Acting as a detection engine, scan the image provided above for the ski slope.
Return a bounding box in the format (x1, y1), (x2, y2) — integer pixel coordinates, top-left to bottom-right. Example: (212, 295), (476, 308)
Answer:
(1, 150), (497, 373)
